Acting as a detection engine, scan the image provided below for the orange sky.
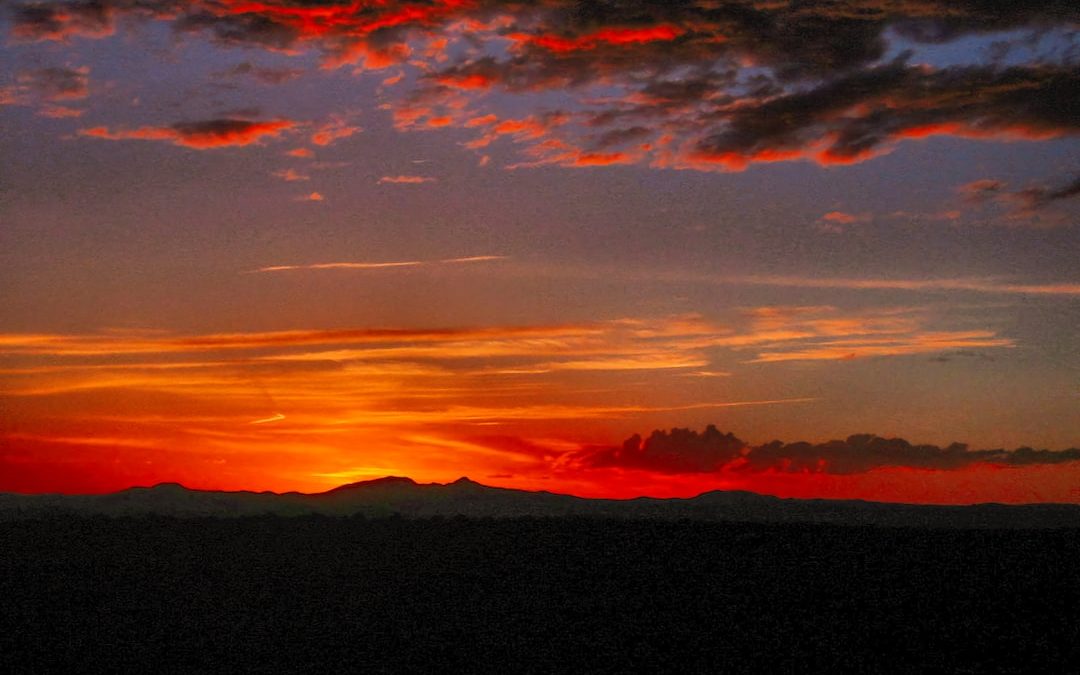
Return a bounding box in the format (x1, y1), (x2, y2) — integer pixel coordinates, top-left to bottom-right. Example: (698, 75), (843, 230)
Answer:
(2, 1), (1078, 502)
(2, 314), (1077, 503)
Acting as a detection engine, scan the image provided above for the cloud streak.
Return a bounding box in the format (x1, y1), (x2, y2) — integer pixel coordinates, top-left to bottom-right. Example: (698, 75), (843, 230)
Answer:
(250, 255), (505, 273)
(0, 307), (1011, 367)
(717, 275), (1080, 297)
(378, 175), (436, 184)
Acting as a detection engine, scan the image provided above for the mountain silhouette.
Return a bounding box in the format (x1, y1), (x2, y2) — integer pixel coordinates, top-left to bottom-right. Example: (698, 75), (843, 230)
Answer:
(3, 478), (1078, 527)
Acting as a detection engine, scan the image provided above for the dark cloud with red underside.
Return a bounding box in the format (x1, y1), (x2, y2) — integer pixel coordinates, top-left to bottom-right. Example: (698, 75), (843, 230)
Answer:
(691, 62), (1080, 169)
(9, 1), (1078, 169)
(79, 118), (297, 149)
(574, 426), (1080, 475)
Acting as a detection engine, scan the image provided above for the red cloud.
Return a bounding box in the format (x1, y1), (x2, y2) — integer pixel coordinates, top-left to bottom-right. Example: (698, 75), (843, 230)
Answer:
(820, 211), (871, 225)
(434, 73), (495, 90)
(79, 118), (296, 149)
(512, 25), (685, 53)
(573, 151), (632, 167)
(465, 114), (498, 127)
(310, 117), (361, 146)
(9, 1), (1079, 175)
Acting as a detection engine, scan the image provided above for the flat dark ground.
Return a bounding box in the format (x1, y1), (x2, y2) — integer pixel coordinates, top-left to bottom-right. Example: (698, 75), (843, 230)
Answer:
(2, 516), (1077, 673)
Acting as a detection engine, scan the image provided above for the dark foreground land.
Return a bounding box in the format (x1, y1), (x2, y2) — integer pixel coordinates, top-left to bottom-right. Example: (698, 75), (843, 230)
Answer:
(2, 516), (1078, 673)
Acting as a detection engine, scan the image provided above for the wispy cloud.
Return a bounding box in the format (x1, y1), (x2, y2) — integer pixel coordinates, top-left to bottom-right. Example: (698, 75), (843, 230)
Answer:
(717, 275), (1080, 297)
(378, 175), (436, 184)
(255, 261), (421, 273)
(250, 255), (507, 274)
(310, 115), (361, 146)
(250, 413), (285, 425)
(271, 168), (309, 182)
(525, 264), (1080, 298)
(955, 175), (1080, 227)
(747, 330), (1015, 363)
(0, 308), (1011, 368)
(441, 255), (506, 264)
(0, 308), (1019, 495)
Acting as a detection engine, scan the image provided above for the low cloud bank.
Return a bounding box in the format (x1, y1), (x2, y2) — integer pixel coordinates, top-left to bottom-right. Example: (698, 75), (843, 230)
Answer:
(576, 426), (1080, 475)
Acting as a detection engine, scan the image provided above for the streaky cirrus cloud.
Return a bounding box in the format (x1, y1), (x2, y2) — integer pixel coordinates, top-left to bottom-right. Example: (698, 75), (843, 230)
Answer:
(0, 308), (1007, 368)
(670, 305), (1016, 363)
(251, 255), (505, 273)
(0, 320), (608, 356)
(378, 174), (436, 184)
(560, 264), (1080, 297)
(716, 275), (1080, 297)
(571, 426), (1080, 475)
(79, 117), (297, 149)
(745, 330), (1014, 364)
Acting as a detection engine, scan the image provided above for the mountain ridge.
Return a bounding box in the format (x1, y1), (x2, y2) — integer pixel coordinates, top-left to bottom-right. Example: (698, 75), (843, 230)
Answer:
(2, 478), (1078, 528)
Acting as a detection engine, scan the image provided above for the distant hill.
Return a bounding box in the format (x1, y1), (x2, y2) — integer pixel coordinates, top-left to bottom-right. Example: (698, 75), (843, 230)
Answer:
(2, 477), (1078, 528)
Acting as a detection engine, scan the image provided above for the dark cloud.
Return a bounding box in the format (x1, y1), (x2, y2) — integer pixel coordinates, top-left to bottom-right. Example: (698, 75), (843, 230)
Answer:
(174, 10), (301, 51)
(928, 350), (996, 363)
(10, 1), (1078, 66)
(581, 425), (746, 473)
(573, 427), (1080, 475)
(692, 61), (1080, 168)
(1, 66), (90, 109)
(19, 66), (90, 100)
(79, 117), (298, 149)
(8, 1), (115, 40)
(1009, 174), (1080, 208)
(7, 1), (1080, 169)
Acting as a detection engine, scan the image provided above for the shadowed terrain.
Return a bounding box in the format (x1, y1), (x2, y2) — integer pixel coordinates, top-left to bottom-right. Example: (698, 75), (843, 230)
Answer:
(2, 480), (1078, 671)
(3, 477), (1080, 527)
(1, 515), (1077, 673)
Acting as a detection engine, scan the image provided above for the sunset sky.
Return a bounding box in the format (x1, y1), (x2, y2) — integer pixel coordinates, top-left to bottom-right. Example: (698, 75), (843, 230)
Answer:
(1, 0), (1078, 503)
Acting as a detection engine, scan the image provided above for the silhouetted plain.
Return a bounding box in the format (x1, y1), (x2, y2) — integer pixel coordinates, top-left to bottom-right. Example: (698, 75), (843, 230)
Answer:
(2, 515), (1077, 672)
